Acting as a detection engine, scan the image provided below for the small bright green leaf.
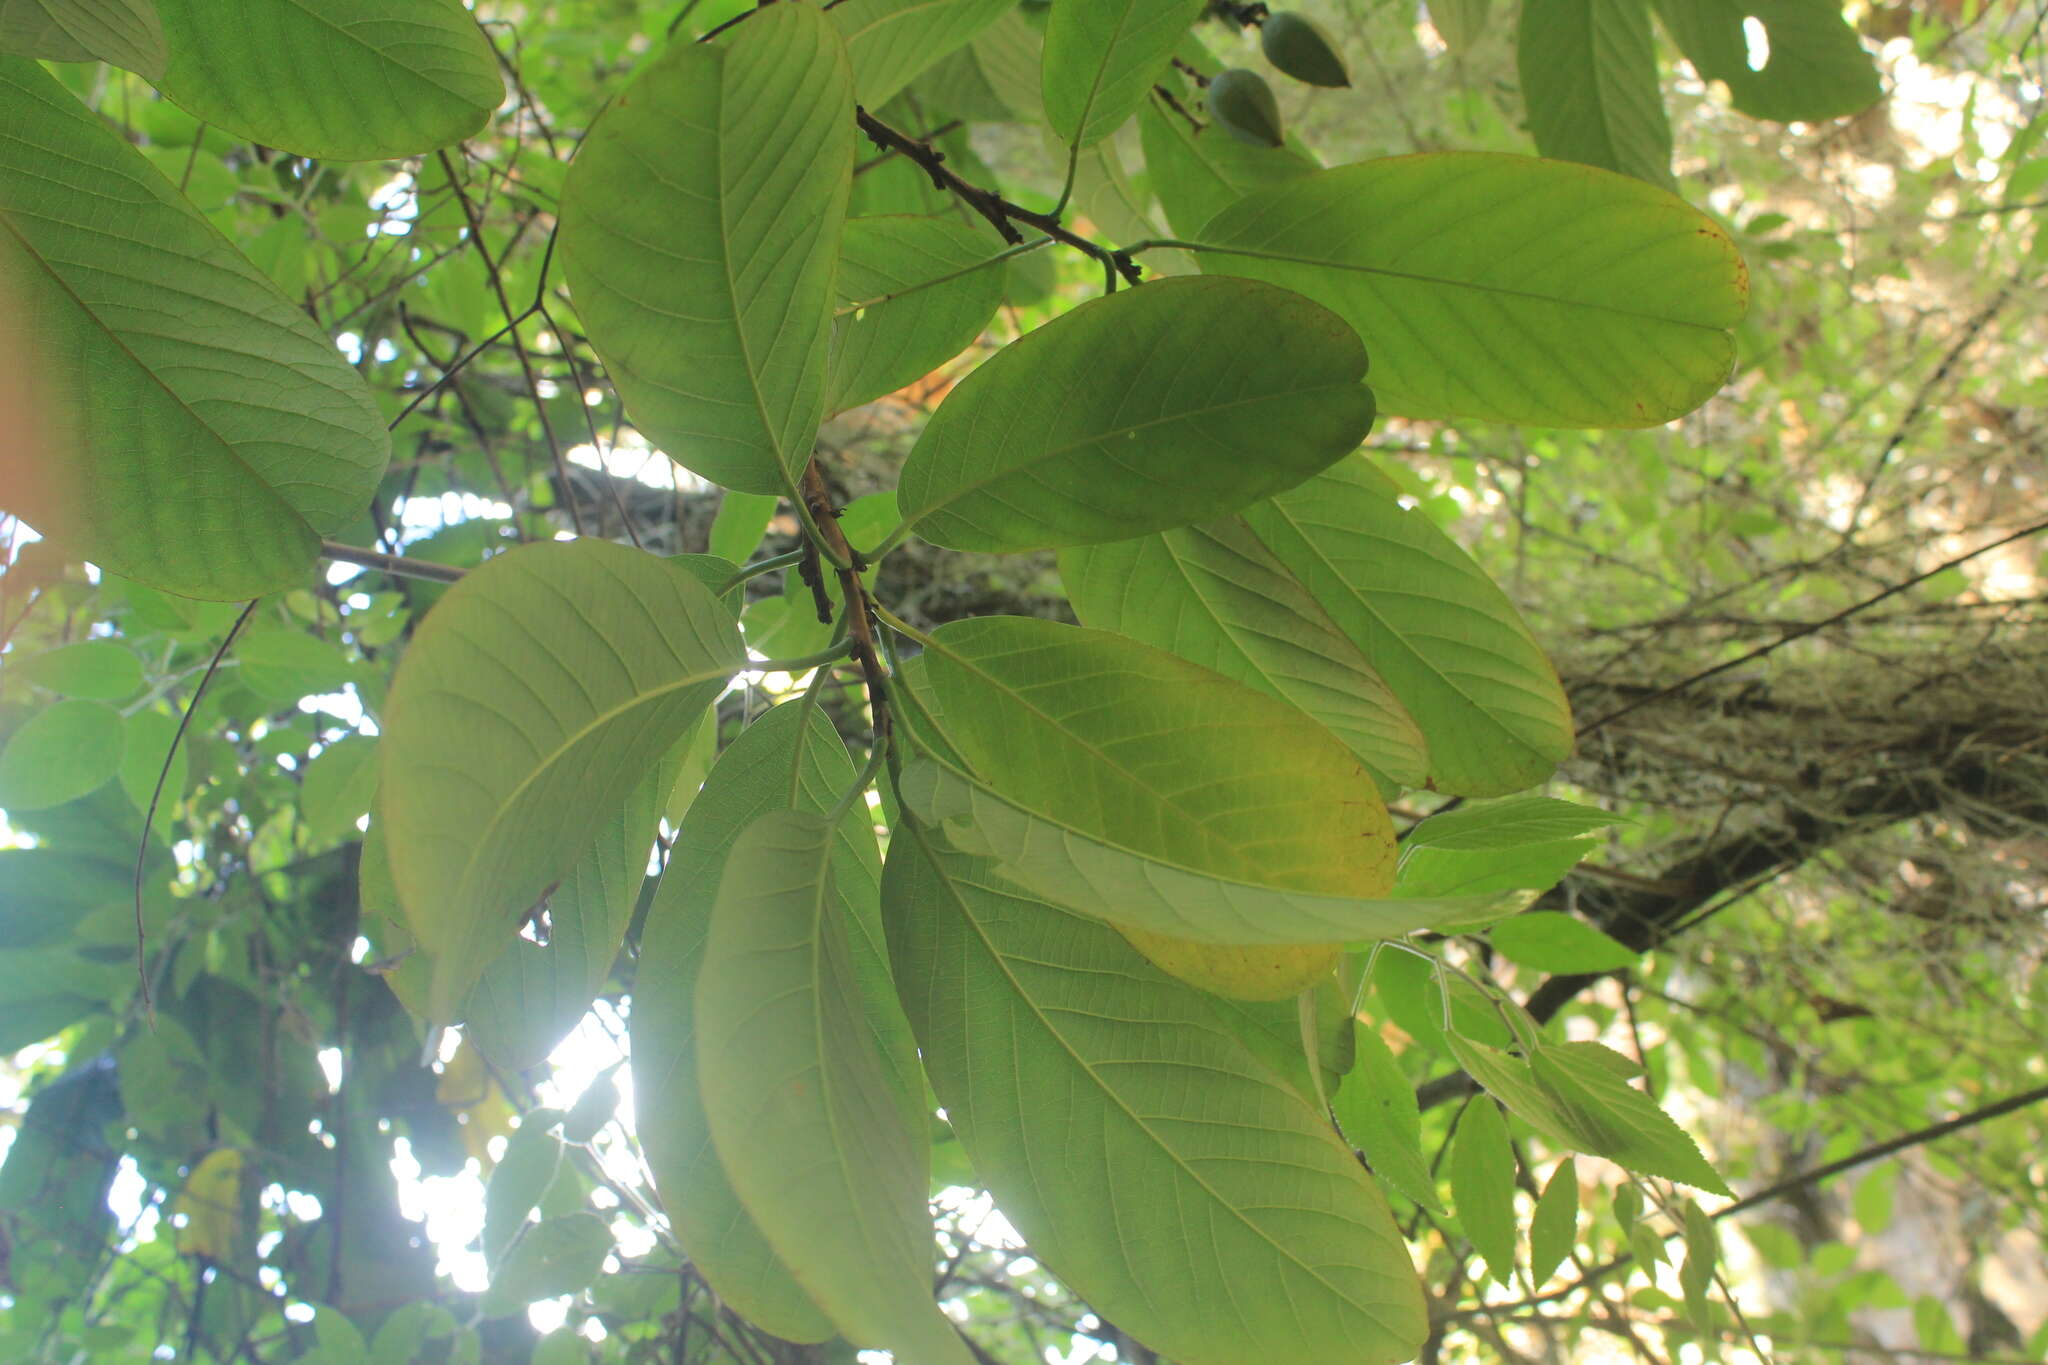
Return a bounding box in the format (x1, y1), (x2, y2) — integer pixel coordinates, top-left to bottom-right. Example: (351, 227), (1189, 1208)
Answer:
(559, 4), (854, 494)
(1450, 1100), (1518, 1286)
(118, 709), (187, 815)
(1430, 0), (1491, 51)
(1396, 839), (1593, 907)
(0, 56), (388, 600)
(830, 0), (1013, 106)
(1042, 0), (1203, 147)
(695, 810), (969, 1364)
(0, 0), (163, 74)
(708, 491), (779, 566)
(899, 276), (1375, 552)
(1407, 796), (1625, 850)
(1335, 1026), (1442, 1212)
(483, 1212), (612, 1318)
(1530, 1158), (1579, 1287)
(1530, 1041), (1733, 1194)
(303, 1306), (368, 1365)
(0, 699), (122, 810)
(1519, 0), (1674, 187)
(1680, 1197), (1719, 1327)
(1139, 91), (1316, 237)
(1445, 1036), (1575, 1144)
(12, 640), (142, 700)
(1490, 910), (1638, 973)
(883, 826), (1428, 1365)
(1651, 0), (1882, 123)
(633, 700), (904, 1346)
(299, 735), (378, 847)
(149, 0), (499, 159)
(484, 1119), (564, 1270)
(1242, 461), (1572, 795)
(380, 540), (741, 1022)
(1852, 1163), (1896, 1234)
(1064, 518), (1427, 793)
(829, 216), (1006, 414)
(236, 628), (355, 703)
(1198, 152), (1748, 427)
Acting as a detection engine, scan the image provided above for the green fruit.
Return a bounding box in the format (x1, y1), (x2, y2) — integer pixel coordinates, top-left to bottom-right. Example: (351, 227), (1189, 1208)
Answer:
(1261, 12), (1350, 88)
(1206, 67), (1284, 148)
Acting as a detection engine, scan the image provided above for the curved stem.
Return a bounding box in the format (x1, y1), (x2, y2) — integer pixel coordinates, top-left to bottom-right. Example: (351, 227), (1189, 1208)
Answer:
(752, 641), (856, 675)
(721, 548), (807, 593)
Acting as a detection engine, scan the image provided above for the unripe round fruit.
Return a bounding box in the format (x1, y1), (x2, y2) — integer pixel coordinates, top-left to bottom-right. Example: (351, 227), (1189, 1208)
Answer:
(1260, 12), (1351, 88)
(1117, 924), (1342, 1001)
(1206, 67), (1285, 148)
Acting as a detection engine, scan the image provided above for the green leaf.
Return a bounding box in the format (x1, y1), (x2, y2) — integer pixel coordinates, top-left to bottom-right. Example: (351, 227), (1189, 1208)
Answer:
(149, 0), (499, 159)
(1062, 517), (1428, 793)
(0, 56), (389, 600)
(1430, 0), (1492, 52)
(380, 540), (741, 1022)
(828, 216), (1007, 414)
(559, 3), (854, 494)
(1395, 839), (1593, 906)
(1680, 1197), (1719, 1328)
(1518, 0), (1674, 187)
(11, 640), (142, 700)
(561, 1071), (618, 1145)
(1042, 0), (1203, 147)
(708, 491), (779, 566)
(1445, 1035), (1575, 1144)
(0, 699), (122, 810)
(1530, 1041), (1733, 1194)
(1335, 1025), (1443, 1212)
(1241, 461), (1572, 795)
(1490, 911), (1639, 973)
(1529, 1158), (1579, 1288)
(1650, 0), (1882, 123)
(303, 1306), (369, 1365)
(298, 735), (379, 847)
(0, 0), (163, 75)
(1139, 91), (1316, 238)
(883, 825), (1428, 1365)
(830, 0), (1014, 106)
(484, 1119), (564, 1271)
(633, 700), (905, 1346)
(1450, 1100), (1518, 1286)
(898, 276), (1375, 552)
(1197, 152), (1749, 428)
(695, 810), (969, 1364)
(1406, 796), (1624, 850)
(483, 1212), (612, 1318)
(118, 710), (187, 814)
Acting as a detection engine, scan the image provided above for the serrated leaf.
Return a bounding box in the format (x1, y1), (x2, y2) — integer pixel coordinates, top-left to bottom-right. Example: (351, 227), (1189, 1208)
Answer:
(830, 0), (1013, 106)
(899, 276), (1375, 552)
(1139, 90), (1316, 238)
(1334, 1026), (1442, 1212)
(695, 810), (970, 1364)
(0, 57), (388, 600)
(1062, 516), (1427, 794)
(150, 0), (500, 159)
(1406, 796), (1625, 850)
(1043, 0), (1203, 147)
(829, 216), (1006, 414)
(883, 825), (1427, 1365)
(380, 540), (741, 1022)
(1519, 0), (1674, 186)
(0, 0), (163, 74)
(633, 701), (908, 1345)
(1490, 910), (1639, 973)
(1650, 0), (1882, 123)
(559, 3), (854, 494)
(1530, 1158), (1579, 1287)
(1445, 1035), (1575, 1144)
(1680, 1197), (1719, 1313)
(1197, 152), (1748, 427)
(0, 699), (122, 811)
(1241, 461), (1572, 795)
(1530, 1041), (1733, 1194)
(1450, 1099), (1518, 1286)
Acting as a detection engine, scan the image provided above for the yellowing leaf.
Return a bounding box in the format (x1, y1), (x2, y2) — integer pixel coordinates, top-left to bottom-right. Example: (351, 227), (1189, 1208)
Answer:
(173, 1148), (241, 1262)
(1115, 927), (1341, 1001)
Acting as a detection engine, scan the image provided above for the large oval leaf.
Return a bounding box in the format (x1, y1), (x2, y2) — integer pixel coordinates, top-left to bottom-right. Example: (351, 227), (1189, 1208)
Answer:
(150, 0), (501, 159)
(1198, 152), (1748, 427)
(1518, 0), (1673, 187)
(560, 4), (854, 495)
(1240, 460), (1572, 795)
(828, 216), (1007, 414)
(0, 56), (388, 600)
(633, 700), (910, 1344)
(380, 540), (741, 1022)
(830, 0), (1013, 106)
(882, 825), (1428, 1365)
(1650, 0), (1881, 124)
(0, 0), (163, 75)
(1061, 517), (1428, 793)
(897, 276), (1375, 551)
(1042, 0), (1203, 148)
(695, 810), (972, 1365)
